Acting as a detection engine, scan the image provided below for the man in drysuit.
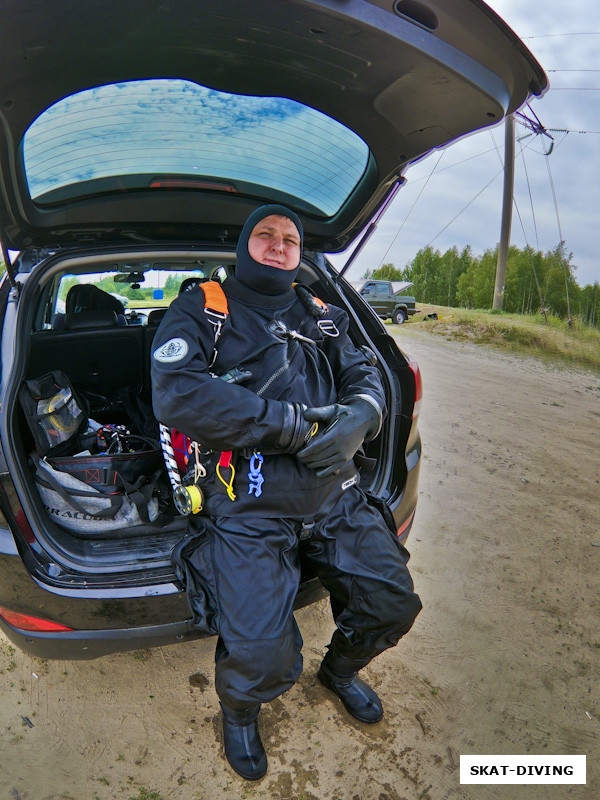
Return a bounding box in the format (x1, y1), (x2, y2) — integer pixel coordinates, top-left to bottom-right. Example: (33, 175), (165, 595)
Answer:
(151, 204), (421, 781)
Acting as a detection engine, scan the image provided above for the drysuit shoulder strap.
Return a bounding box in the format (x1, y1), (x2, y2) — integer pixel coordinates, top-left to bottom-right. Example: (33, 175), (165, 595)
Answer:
(199, 280), (229, 347)
(201, 280), (229, 319)
(293, 283), (329, 318)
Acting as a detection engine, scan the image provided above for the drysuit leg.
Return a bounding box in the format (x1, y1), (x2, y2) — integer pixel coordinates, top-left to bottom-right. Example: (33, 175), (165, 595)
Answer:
(205, 515), (304, 711)
(302, 488), (422, 676)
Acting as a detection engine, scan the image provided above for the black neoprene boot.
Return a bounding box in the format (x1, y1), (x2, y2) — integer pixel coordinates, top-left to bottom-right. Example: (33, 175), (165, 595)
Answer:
(317, 661), (384, 724)
(220, 703), (267, 781)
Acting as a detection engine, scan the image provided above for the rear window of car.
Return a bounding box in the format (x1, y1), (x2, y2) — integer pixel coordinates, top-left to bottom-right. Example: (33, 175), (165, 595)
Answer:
(23, 78), (370, 217)
(43, 268), (213, 331)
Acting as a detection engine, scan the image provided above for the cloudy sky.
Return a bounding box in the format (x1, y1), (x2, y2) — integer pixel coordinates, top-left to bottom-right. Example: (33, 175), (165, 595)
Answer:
(330, 0), (600, 289)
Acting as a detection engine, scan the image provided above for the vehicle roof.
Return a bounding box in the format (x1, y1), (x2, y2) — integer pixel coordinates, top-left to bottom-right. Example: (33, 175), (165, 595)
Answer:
(0, 0), (547, 257)
(353, 279), (414, 291)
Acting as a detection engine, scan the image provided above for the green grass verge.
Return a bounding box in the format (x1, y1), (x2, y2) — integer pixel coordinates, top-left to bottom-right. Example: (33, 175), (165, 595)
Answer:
(394, 305), (600, 373)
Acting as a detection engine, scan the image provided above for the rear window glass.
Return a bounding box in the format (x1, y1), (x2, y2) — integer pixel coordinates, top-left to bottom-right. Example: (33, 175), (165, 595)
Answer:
(23, 79), (370, 217)
(44, 268), (217, 331)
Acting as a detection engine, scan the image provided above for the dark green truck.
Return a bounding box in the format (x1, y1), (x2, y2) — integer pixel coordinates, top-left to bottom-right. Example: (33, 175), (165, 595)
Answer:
(354, 280), (417, 325)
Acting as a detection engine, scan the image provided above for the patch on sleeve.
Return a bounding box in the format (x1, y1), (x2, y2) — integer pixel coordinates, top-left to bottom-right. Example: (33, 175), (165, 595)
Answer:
(153, 337), (189, 363)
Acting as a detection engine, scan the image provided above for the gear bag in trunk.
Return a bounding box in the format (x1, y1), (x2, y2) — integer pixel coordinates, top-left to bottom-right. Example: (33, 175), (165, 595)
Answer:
(32, 437), (165, 536)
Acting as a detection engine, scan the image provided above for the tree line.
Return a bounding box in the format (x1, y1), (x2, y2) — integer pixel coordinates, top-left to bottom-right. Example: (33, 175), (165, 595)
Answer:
(364, 243), (599, 328)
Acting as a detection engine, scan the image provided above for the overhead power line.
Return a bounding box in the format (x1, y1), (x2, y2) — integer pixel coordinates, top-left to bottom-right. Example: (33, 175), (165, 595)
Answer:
(522, 32), (600, 38)
(513, 145), (547, 316)
(426, 168), (503, 248)
(376, 150), (445, 268)
(492, 128), (547, 313)
(517, 141), (539, 250)
(546, 128), (600, 134)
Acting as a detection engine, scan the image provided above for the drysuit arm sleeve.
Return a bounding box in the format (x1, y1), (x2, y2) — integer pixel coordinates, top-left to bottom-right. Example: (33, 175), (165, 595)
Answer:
(321, 307), (387, 437)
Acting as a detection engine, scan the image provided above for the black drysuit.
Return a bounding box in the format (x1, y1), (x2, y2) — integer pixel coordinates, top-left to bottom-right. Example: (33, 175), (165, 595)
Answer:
(151, 276), (422, 711)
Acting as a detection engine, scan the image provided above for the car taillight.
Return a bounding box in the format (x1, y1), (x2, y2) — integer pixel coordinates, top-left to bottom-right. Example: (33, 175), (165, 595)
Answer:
(0, 608), (74, 632)
(408, 357), (423, 418)
(396, 510), (416, 543)
(0, 474), (36, 543)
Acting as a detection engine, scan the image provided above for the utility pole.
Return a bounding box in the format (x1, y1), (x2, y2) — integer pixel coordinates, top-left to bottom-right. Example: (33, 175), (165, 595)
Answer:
(493, 113), (515, 310)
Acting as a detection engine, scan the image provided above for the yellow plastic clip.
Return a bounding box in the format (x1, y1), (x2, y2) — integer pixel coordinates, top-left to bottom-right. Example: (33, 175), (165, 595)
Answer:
(217, 465), (236, 501)
(309, 422), (319, 440)
(216, 451), (237, 501)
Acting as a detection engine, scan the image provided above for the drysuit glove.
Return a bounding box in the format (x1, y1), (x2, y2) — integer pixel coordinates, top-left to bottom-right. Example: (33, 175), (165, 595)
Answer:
(277, 401), (318, 454)
(296, 397), (381, 477)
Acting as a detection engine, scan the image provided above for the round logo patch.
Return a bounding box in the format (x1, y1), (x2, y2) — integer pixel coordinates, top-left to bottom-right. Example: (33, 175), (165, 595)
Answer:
(153, 337), (189, 363)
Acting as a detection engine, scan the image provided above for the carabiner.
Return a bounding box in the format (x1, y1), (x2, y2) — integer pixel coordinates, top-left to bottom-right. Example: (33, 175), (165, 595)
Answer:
(248, 452), (265, 498)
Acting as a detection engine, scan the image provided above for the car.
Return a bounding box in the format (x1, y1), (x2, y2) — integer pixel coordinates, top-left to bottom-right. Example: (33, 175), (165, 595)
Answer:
(0, 0), (546, 659)
(355, 280), (417, 324)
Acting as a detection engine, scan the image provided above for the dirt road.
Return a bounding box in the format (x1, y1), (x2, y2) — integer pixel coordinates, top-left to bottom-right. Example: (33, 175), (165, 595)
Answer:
(1, 329), (598, 800)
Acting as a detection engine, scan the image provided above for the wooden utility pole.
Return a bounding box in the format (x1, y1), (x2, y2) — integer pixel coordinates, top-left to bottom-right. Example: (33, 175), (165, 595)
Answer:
(493, 113), (515, 310)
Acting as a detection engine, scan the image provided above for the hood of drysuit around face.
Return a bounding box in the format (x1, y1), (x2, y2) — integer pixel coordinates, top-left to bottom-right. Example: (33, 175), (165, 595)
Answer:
(235, 205), (303, 296)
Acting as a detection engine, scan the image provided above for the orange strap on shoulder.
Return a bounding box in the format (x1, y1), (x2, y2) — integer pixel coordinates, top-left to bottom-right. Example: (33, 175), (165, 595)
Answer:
(312, 295), (329, 311)
(202, 281), (229, 316)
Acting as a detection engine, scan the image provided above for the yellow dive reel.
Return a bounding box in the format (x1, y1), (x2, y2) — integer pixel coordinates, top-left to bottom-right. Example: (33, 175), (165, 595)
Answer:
(173, 484), (204, 516)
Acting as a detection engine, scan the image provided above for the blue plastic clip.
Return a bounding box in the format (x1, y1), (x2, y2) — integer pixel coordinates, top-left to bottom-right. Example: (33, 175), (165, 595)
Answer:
(248, 452), (264, 498)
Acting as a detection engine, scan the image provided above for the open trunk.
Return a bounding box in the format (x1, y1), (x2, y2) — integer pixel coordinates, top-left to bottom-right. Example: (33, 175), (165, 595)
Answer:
(1, 246), (416, 589)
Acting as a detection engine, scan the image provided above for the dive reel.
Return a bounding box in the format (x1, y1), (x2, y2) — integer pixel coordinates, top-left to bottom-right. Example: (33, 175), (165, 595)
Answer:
(159, 423), (205, 516)
(173, 483), (204, 516)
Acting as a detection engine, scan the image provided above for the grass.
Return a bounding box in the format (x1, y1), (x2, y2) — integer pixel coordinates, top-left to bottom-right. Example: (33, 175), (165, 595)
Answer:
(397, 305), (600, 373)
(128, 789), (162, 800)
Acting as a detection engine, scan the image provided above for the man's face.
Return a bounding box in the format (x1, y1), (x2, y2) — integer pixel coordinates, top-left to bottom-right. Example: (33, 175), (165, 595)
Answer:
(247, 214), (301, 271)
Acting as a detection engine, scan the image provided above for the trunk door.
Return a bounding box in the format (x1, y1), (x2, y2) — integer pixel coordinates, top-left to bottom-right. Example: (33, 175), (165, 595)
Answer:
(0, 0), (547, 281)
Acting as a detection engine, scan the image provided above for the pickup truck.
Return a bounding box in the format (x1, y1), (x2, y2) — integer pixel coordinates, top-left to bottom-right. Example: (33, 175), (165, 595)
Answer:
(354, 280), (417, 324)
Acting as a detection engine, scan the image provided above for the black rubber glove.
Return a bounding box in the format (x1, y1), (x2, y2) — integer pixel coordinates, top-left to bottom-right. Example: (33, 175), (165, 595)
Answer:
(276, 401), (318, 454)
(296, 397), (380, 477)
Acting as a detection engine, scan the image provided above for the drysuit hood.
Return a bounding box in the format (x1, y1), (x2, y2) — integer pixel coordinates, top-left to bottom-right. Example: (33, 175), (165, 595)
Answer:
(235, 204), (303, 296)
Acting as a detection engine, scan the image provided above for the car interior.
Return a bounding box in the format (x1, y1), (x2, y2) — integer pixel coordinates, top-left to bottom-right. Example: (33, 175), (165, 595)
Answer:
(13, 252), (390, 574)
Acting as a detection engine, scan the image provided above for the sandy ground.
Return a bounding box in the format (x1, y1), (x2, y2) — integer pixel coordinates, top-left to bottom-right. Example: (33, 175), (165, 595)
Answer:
(1, 328), (599, 800)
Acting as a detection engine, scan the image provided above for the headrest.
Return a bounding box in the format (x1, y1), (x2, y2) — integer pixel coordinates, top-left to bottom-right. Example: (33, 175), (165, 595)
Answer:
(179, 277), (205, 295)
(148, 308), (168, 326)
(66, 284), (125, 315)
(63, 310), (119, 330)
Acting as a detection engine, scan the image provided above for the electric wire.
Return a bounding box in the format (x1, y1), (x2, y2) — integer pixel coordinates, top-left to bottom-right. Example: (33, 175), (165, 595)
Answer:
(370, 100), (586, 304)
(410, 147), (497, 179)
(514, 114), (574, 319)
(490, 129), (547, 315)
(425, 167), (503, 248)
(544, 151), (572, 322)
(547, 128), (600, 134)
(376, 149), (445, 268)
(545, 156), (564, 245)
(517, 143), (539, 249)
(515, 142), (547, 315)
(522, 32), (600, 38)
